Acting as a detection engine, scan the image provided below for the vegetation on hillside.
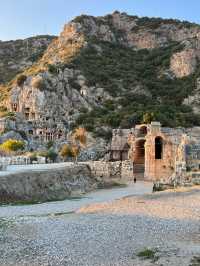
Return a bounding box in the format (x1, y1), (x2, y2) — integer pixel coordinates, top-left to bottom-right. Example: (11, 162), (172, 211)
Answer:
(1, 14), (200, 138)
(60, 127), (87, 162)
(66, 40), (200, 129)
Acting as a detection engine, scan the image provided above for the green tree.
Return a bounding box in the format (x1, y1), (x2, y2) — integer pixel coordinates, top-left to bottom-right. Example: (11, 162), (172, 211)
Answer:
(16, 74), (27, 87)
(47, 149), (57, 163)
(142, 112), (155, 124)
(46, 141), (54, 150)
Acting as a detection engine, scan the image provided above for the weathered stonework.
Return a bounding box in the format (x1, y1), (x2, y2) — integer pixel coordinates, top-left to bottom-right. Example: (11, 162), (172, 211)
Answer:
(110, 122), (200, 183)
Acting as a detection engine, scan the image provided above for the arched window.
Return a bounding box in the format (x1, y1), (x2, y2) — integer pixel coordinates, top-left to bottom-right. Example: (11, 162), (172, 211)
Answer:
(155, 137), (163, 159)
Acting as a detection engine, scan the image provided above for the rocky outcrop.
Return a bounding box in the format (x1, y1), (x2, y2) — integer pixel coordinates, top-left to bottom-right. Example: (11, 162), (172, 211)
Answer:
(170, 49), (197, 78)
(0, 35), (55, 84)
(72, 12), (200, 50)
(0, 164), (94, 203)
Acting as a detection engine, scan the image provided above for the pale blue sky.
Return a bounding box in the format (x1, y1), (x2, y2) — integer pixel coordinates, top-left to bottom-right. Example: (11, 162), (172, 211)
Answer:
(0, 0), (199, 41)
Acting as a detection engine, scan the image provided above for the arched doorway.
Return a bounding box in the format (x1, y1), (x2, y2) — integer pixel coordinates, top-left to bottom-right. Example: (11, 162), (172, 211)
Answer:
(133, 139), (146, 179)
(155, 137), (163, 159)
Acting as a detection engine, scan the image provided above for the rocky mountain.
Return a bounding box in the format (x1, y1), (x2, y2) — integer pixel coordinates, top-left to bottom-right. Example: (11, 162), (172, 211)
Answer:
(1, 11), (200, 152)
(0, 35), (56, 84)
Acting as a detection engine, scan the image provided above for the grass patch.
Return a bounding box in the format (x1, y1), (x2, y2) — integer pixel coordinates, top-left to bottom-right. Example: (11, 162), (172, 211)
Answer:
(137, 248), (159, 262)
(190, 256), (200, 266)
(97, 180), (127, 189)
(0, 195), (84, 207)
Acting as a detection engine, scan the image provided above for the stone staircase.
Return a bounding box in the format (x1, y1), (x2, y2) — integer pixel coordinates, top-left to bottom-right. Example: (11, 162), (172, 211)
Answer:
(133, 163), (145, 180)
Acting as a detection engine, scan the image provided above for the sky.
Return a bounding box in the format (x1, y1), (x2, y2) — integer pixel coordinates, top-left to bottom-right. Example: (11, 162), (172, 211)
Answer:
(0, 0), (200, 41)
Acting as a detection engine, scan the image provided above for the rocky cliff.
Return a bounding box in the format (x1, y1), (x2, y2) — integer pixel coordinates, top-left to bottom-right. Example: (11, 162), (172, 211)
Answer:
(1, 11), (200, 152)
(0, 35), (56, 84)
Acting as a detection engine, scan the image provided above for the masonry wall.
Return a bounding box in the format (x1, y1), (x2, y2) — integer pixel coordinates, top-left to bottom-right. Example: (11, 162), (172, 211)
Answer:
(86, 160), (134, 180)
(145, 133), (175, 181)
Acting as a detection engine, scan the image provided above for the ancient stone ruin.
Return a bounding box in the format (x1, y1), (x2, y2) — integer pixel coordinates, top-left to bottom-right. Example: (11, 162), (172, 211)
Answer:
(109, 121), (200, 185)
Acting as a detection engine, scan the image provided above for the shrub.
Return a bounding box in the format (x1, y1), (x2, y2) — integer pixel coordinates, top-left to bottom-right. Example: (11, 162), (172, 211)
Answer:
(46, 148), (58, 162)
(0, 106), (7, 112)
(16, 74), (27, 87)
(46, 141), (54, 150)
(71, 144), (80, 162)
(59, 144), (73, 160)
(143, 112), (155, 124)
(137, 248), (159, 262)
(73, 127), (87, 147)
(47, 64), (58, 74)
(29, 152), (38, 163)
(0, 139), (25, 153)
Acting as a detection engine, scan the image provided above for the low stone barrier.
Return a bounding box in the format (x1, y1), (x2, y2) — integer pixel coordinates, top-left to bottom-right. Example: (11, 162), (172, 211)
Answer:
(85, 160), (133, 180)
(153, 171), (200, 191)
(0, 164), (95, 204)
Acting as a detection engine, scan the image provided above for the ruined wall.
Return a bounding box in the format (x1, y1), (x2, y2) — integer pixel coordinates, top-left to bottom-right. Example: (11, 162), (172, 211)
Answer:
(144, 123), (176, 181)
(85, 160), (133, 180)
(0, 164), (94, 203)
(145, 135), (175, 181)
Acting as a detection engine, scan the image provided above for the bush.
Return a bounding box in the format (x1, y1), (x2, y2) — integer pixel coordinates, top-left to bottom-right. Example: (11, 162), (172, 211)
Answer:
(16, 74), (27, 87)
(46, 141), (54, 149)
(29, 152), (38, 163)
(137, 248), (158, 261)
(60, 144), (73, 160)
(46, 149), (58, 162)
(70, 144), (80, 162)
(0, 139), (25, 153)
(48, 64), (58, 74)
(73, 127), (87, 147)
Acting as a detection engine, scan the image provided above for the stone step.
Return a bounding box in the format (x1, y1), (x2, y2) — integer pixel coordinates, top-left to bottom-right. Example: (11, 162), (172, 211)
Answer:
(133, 164), (144, 173)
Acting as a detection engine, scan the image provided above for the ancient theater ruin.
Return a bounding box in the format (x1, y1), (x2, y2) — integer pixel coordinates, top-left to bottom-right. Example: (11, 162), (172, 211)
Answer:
(110, 122), (200, 182)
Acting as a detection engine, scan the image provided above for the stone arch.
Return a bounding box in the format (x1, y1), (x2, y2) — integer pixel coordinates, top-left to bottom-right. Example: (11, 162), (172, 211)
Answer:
(155, 136), (163, 159)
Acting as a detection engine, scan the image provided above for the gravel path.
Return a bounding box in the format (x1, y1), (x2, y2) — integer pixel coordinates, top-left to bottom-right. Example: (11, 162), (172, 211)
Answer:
(0, 186), (199, 266)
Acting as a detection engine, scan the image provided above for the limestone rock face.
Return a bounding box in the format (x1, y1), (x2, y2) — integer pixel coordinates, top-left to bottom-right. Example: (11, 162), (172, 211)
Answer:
(0, 130), (25, 144)
(170, 49), (197, 78)
(71, 12), (200, 50)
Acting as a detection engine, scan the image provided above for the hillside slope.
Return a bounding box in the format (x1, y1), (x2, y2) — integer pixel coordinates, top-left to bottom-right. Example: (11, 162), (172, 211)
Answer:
(0, 35), (56, 84)
(1, 11), (200, 147)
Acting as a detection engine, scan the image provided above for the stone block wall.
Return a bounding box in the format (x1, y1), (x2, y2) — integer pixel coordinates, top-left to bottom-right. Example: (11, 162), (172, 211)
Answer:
(85, 160), (134, 180)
